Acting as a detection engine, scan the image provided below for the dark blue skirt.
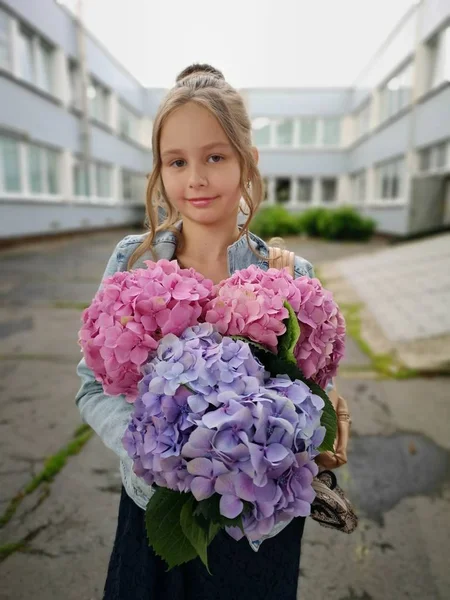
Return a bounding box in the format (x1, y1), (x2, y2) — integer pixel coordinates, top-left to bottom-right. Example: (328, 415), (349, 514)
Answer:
(104, 487), (305, 600)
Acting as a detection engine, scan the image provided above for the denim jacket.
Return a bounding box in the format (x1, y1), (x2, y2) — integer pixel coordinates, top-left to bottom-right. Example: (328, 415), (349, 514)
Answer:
(75, 226), (315, 550)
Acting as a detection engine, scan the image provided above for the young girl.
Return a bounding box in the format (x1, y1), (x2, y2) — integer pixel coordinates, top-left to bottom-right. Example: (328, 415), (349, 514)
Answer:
(76, 63), (319, 600)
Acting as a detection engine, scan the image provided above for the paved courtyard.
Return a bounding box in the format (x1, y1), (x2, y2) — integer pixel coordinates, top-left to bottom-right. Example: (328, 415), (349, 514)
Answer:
(332, 233), (450, 343)
(0, 229), (449, 600)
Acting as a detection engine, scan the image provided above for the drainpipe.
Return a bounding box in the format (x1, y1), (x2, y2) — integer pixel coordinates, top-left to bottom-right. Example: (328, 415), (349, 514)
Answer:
(406, 0), (423, 231)
(75, 0), (91, 195)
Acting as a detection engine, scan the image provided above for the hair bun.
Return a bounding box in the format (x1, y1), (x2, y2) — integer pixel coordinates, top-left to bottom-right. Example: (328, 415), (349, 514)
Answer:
(176, 63), (225, 83)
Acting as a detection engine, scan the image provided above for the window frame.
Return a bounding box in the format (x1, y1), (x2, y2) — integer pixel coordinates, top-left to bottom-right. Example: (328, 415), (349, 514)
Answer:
(320, 178), (337, 203)
(0, 6), (11, 72)
(375, 157), (405, 202)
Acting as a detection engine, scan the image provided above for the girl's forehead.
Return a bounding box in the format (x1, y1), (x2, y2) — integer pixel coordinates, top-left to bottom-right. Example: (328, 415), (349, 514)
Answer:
(160, 103), (229, 151)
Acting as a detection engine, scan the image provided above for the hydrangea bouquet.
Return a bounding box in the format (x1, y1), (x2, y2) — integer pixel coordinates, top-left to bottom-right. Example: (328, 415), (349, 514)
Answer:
(79, 259), (345, 572)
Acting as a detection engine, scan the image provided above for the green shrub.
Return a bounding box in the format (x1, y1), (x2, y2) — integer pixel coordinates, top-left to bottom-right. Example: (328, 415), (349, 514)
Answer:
(316, 206), (376, 241)
(250, 206), (301, 239)
(296, 207), (328, 237)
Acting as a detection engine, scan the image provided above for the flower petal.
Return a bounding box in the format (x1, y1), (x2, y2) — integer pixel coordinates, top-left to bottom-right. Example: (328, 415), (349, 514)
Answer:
(190, 476), (214, 501)
(187, 457), (213, 477)
(220, 494), (243, 519)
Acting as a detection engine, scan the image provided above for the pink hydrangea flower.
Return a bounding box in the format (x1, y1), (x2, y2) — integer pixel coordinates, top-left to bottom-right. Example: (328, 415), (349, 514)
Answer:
(204, 264), (345, 388)
(79, 259), (214, 402)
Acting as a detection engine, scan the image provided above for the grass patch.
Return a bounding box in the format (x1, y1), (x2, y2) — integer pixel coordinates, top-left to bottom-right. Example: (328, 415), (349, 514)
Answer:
(339, 301), (418, 379)
(0, 424), (93, 529)
(0, 524), (49, 563)
(52, 301), (89, 310)
(315, 266), (418, 380)
(0, 540), (28, 562)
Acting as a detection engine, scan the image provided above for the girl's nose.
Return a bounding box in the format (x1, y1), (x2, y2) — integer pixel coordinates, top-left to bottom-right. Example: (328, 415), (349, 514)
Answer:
(188, 166), (208, 188)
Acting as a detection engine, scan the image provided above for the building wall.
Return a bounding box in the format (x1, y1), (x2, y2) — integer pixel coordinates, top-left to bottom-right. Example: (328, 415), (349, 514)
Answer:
(0, 0), (151, 240)
(420, 0), (450, 40)
(1, 0), (449, 240)
(356, 204), (410, 236)
(2, 200), (142, 239)
(3, 0), (77, 56)
(415, 86), (450, 147)
(348, 112), (411, 171)
(0, 76), (80, 151)
(247, 89), (351, 116)
(258, 150), (347, 176)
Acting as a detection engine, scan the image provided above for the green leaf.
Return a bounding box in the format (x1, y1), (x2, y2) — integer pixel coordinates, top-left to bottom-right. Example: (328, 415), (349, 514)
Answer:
(193, 494), (245, 532)
(231, 336), (270, 354)
(145, 487), (198, 571)
(254, 349), (337, 453)
(277, 301), (301, 364)
(302, 378), (336, 452)
(317, 394), (337, 453)
(180, 496), (220, 574)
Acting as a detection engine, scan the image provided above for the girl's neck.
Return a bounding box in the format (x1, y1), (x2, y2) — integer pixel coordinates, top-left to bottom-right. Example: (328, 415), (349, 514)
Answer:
(178, 219), (240, 264)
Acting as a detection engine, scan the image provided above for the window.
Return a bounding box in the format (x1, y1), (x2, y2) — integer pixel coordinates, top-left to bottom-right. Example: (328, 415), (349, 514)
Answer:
(297, 178), (312, 203)
(322, 118), (340, 146)
(252, 118), (271, 146)
(376, 158), (404, 200)
(95, 164), (111, 198)
(74, 161), (90, 197)
(17, 25), (54, 92)
(89, 79), (110, 124)
(28, 145), (42, 193)
(380, 62), (412, 122)
(122, 170), (146, 203)
(351, 171), (366, 203)
(0, 135), (21, 192)
(419, 142), (449, 172)
(119, 103), (140, 141)
(0, 8), (11, 71)
(299, 118), (317, 146)
(47, 149), (59, 194)
(27, 145), (59, 195)
(18, 26), (34, 83)
(36, 40), (53, 93)
(321, 178), (337, 202)
(0, 137), (59, 196)
(427, 26), (450, 90)
(275, 178), (291, 204)
(419, 147), (431, 172)
(355, 103), (370, 139)
(275, 119), (294, 146)
(68, 61), (82, 108)
(436, 142), (448, 169)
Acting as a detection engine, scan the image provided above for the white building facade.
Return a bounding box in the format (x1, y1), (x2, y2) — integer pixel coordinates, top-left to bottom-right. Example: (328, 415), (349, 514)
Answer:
(0, 0), (449, 239)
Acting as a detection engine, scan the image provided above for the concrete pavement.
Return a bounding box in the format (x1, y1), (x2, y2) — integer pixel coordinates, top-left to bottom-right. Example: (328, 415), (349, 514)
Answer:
(0, 230), (449, 600)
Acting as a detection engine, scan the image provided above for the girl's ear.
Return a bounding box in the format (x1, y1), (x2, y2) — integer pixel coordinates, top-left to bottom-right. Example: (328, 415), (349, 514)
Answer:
(251, 146), (259, 165)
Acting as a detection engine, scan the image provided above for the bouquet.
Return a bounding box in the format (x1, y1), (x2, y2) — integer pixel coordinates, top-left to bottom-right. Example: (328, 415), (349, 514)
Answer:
(79, 259), (345, 571)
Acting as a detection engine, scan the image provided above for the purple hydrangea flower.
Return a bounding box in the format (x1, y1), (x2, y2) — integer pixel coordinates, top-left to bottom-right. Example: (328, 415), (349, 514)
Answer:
(123, 323), (326, 536)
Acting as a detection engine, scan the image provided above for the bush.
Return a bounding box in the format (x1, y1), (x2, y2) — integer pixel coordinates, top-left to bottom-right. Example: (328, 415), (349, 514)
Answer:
(250, 206), (301, 239)
(250, 205), (375, 242)
(296, 207), (328, 237)
(316, 206), (376, 241)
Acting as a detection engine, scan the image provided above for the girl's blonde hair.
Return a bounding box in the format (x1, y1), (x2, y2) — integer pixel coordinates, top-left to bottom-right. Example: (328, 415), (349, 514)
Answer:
(127, 65), (265, 270)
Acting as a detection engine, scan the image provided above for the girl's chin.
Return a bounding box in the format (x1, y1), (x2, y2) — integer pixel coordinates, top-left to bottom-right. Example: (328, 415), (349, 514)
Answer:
(178, 205), (240, 225)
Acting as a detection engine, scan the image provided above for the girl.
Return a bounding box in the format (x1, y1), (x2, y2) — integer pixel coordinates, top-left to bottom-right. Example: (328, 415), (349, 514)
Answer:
(76, 63), (319, 600)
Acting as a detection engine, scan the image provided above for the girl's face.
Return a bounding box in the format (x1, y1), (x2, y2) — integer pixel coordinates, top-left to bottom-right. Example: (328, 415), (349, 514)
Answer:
(159, 102), (243, 228)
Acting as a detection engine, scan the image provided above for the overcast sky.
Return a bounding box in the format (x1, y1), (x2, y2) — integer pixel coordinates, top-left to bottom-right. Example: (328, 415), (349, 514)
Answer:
(60, 0), (416, 88)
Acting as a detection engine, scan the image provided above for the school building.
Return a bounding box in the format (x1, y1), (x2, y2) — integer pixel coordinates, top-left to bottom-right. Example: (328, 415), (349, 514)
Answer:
(1, 0), (450, 240)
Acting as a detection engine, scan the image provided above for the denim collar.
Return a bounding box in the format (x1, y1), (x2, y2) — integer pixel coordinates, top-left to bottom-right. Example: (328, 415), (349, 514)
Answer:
(133, 221), (269, 273)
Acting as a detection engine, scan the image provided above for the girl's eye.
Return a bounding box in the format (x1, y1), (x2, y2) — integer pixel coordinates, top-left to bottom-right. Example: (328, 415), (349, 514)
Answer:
(208, 155), (224, 163)
(171, 159), (186, 168)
